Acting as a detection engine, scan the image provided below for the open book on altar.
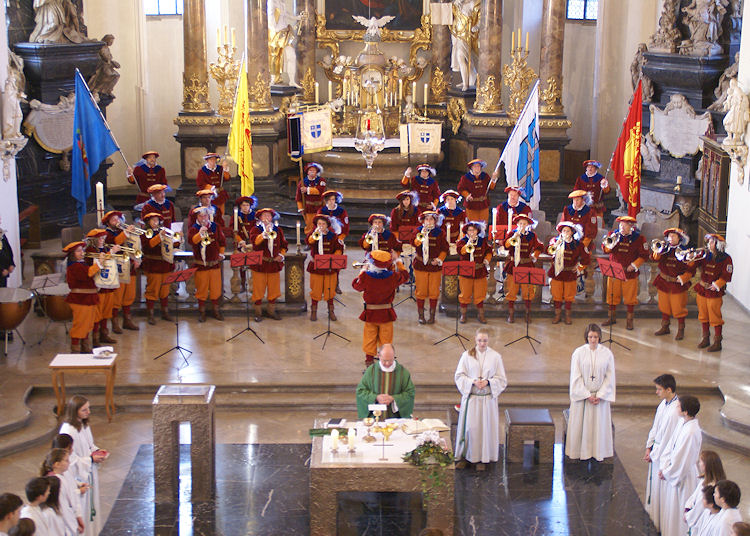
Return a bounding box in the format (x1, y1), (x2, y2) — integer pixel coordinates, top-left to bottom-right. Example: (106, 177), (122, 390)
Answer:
(398, 419), (449, 435)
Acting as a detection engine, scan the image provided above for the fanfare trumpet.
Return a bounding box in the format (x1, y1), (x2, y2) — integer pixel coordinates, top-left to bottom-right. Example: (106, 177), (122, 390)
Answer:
(415, 230), (427, 242)
(311, 229), (323, 241)
(650, 238), (668, 255)
(352, 261), (368, 268)
(85, 251), (137, 260)
(547, 236), (563, 255)
(465, 238), (476, 255)
(364, 230), (376, 245)
(199, 228), (214, 246)
(262, 225), (277, 241)
(602, 232), (621, 250)
(507, 231), (521, 248)
(116, 221), (147, 236)
(119, 245), (143, 258)
(675, 247), (707, 262)
(145, 227), (182, 242)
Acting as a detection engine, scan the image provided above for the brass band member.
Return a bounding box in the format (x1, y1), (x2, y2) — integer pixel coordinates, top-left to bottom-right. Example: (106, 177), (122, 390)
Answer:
(651, 227), (692, 340)
(574, 160), (611, 218)
(103, 211), (140, 333)
(693, 234), (733, 352)
(84, 229), (119, 346)
(438, 190), (467, 247)
(307, 214), (344, 322)
(141, 212), (177, 324)
(126, 150), (167, 204)
(352, 250), (409, 367)
(390, 190), (420, 238)
(189, 188), (225, 229)
(248, 208), (288, 322)
(413, 210), (449, 324)
(297, 162), (326, 234)
(140, 184), (175, 227)
(548, 222), (590, 324)
(503, 214), (543, 324)
(401, 164), (441, 211)
(493, 185), (531, 231)
(188, 207), (226, 322)
(318, 190), (349, 241)
(360, 214), (401, 257)
(457, 221), (493, 324)
(601, 215), (648, 330)
(196, 152), (231, 215)
(233, 195), (258, 291)
(457, 159), (499, 223)
(63, 241), (99, 353)
(562, 190), (598, 252)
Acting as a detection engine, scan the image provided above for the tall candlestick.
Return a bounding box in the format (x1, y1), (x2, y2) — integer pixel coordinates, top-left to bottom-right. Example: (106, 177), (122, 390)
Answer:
(424, 83), (428, 108)
(511, 29), (514, 50)
(328, 80), (333, 101)
(517, 27), (521, 44)
(217, 28), (221, 46)
(234, 207), (239, 233)
(525, 31), (529, 52)
(95, 182), (104, 226)
(232, 28), (236, 48)
(412, 82), (417, 103)
(398, 79), (403, 103)
(314, 82), (319, 103)
(296, 221), (301, 246)
(224, 25), (228, 46)
(331, 429), (339, 450)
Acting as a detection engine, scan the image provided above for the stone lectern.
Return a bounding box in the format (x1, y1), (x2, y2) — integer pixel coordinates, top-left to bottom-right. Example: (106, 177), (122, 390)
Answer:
(152, 384), (216, 503)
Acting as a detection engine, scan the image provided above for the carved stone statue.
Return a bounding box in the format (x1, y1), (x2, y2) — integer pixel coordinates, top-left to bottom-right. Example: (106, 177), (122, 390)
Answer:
(722, 79), (749, 146)
(630, 43), (655, 102)
(680, 0), (729, 56)
(2, 55), (28, 140)
(29, 0), (89, 44)
(87, 35), (120, 96)
(648, 0), (682, 53)
(708, 51), (739, 111)
(268, 0), (303, 86)
(449, 0), (480, 91)
(641, 133), (661, 172)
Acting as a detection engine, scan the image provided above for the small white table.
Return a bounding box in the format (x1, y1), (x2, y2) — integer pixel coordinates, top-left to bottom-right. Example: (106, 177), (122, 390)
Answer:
(49, 353), (118, 422)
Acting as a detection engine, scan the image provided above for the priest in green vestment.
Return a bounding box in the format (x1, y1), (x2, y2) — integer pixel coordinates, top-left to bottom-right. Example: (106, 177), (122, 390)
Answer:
(356, 344), (416, 418)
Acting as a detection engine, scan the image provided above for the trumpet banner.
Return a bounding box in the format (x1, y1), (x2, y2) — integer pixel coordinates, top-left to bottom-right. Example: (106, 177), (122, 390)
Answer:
(301, 107), (333, 154)
(611, 80), (642, 218)
(399, 122), (442, 155)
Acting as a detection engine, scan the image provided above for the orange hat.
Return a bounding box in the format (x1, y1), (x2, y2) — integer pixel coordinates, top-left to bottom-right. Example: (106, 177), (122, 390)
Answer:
(102, 210), (122, 223)
(86, 229), (107, 239)
(312, 214), (331, 227)
(369, 250), (393, 268)
(440, 190), (462, 203)
(467, 159), (486, 168)
(663, 227), (689, 245)
(418, 210), (439, 223)
(321, 190), (342, 201)
(143, 212), (163, 221)
(235, 196), (257, 208)
(396, 190), (415, 201)
(147, 184), (168, 193)
(583, 160), (601, 168)
(504, 185), (522, 194)
(141, 150), (159, 159)
(368, 213), (388, 224)
(203, 152), (220, 160)
(568, 190), (589, 198)
(513, 213), (534, 225)
(63, 241), (86, 253)
(704, 233), (725, 243)
(255, 207), (278, 220)
(196, 188), (215, 198)
(616, 216), (637, 224)
(192, 206), (209, 216)
(304, 162), (323, 174)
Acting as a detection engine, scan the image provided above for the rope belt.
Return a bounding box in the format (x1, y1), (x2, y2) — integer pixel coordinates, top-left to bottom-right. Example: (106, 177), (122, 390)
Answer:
(364, 303), (393, 310)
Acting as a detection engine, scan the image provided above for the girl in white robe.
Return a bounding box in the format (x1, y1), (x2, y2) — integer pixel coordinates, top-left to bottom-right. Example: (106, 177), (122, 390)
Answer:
(42, 476), (67, 536)
(658, 395), (702, 536)
(565, 323), (616, 462)
(685, 451), (726, 533)
(42, 449), (84, 536)
(59, 395), (106, 536)
(707, 480), (743, 536)
(693, 485), (721, 536)
(454, 328), (508, 466)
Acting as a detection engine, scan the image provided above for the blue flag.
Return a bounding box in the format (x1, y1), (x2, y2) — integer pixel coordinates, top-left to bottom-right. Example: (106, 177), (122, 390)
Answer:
(517, 117), (539, 206)
(71, 69), (119, 224)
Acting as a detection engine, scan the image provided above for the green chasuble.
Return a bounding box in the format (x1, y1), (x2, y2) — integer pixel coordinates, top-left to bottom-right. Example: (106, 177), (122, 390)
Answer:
(356, 362), (416, 419)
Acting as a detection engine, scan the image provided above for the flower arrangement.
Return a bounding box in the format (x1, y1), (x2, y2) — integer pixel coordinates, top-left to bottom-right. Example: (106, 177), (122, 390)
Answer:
(402, 431), (454, 506)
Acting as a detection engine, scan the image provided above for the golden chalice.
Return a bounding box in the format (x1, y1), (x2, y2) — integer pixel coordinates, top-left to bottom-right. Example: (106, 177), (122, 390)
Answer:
(380, 423), (395, 442)
(372, 409), (382, 423)
(363, 417), (376, 442)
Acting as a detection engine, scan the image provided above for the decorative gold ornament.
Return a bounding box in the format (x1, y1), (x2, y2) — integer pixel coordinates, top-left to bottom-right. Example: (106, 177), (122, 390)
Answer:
(503, 45), (536, 119)
(447, 97), (467, 134)
(209, 43), (241, 117)
(430, 67), (449, 104)
(288, 264), (303, 297)
(182, 73), (210, 112)
(540, 75), (563, 115)
(300, 67), (316, 103)
(249, 71), (272, 110)
(444, 274), (458, 299)
(174, 115), (230, 126)
(474, 75), (501, 113)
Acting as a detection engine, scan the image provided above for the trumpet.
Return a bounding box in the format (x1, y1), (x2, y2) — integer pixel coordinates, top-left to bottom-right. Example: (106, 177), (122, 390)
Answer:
(145, 227), (182, 242)
(676, 247), (707, 262)
(119, 245), (143, 259)
(507, 231), (521, 248)
(465, 238), (477, 255)
(547, 236), (563, 255)
(650, 238), (668, 255)
(352, 261), (368, 268)
(415, 230), (427, 242)
(116, 222), (147, 236)
(364, 230), (376, 245)
(603, 232), (621, 250)
(199, 228), (214, 246)
(85, 251), (132, 260)
(262, 225), (277, 241)
(311, 229), (323, 241)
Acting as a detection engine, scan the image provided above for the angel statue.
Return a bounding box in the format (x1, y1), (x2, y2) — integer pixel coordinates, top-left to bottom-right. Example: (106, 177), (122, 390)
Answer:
(450, 0), (480, 91)
(88, 35), (121, 96)
(722, 79), (749, 146)
(268, 0), (304, 86)
(352, 15), (395, 41)
(29, 0), (88, 44)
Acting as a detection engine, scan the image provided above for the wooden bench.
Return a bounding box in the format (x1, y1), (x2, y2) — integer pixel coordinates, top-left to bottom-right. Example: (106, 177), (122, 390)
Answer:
(504, 408), (555, 464)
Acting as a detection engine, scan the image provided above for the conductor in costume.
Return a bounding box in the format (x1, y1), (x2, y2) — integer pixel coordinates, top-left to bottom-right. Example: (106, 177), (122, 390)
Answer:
(457, 159), (499, 223)
(574, 160), (611, 218)
(401, 164), (441, 211)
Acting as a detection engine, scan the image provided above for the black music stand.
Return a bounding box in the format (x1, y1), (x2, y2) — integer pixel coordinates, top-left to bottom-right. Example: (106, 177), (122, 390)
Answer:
(433, 260), (473, 349)
(597, 258), (631, 351)
(227, 251), (264, 343)
(312, 254), (350, 349)
(395, 226), (417, 306)
(30, 273), (66, 345)
(504, 267), (545, 354)
(153, 267), (197, 365)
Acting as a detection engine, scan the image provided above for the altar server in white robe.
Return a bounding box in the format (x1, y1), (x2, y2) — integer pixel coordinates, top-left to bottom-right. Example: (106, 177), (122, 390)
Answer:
(59, 396), (107, 536)
(659, 394), (702, 536)
(565, 323), (616, 462)
(707, 480), (743, 536)
(643, 373), (682, 530)
(685, 450), (726, 534)
(454, 327), (508, 469)
(20, 477), (52, 536)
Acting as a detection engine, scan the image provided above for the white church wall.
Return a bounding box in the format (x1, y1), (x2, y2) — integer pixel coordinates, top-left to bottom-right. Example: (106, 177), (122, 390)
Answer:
(563, 21), (595, 152)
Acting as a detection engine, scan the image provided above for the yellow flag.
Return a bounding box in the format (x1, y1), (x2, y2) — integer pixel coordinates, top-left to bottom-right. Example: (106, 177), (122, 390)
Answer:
(228, 61), (254, 196)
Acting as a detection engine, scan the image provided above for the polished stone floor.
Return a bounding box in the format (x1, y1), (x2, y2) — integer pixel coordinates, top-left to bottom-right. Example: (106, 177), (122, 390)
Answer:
(99, 443), (655, 536)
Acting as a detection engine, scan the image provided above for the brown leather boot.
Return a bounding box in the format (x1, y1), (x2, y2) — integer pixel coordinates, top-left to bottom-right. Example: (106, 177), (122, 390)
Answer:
(80, 335), (92, 354)
(328, 301), (337, 321)
(418, 308), (426, 324)
(507, 302), (515, 324)
(626, 310), (634, 331)
(602, 306), (616, 326)
(428, 308), (436, 324)
(198, 305), (207, 323)
(459, 306), (467, 324)
(707, 327), (722, 352)
(564, 307), (573, 325)
(267, 302), (282, 320)
(161, 308), (173, 322)
(552, 304), (562, 324)
(254, 304), (263, 322)
(478, 308), (487, 324)
(70, 339), (81, 354)
(654, 315), (670, 336)
(675, 318), (685, 341)
(111, 313), (123, 334)
(99, 324), (117, 344)
(92, 329), (101, 348)
(310, 301), (318, 321)
(122, 311), (138, 330)
(147, 309), (156, 325)
(697, 323), (710, 348)
(211, 304), (224, 321)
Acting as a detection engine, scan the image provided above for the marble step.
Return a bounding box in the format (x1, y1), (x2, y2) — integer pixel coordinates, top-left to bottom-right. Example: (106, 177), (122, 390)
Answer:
(698, 397), (750, 457)
(0, 394), (60, 458)
(0, 385), (32, 436)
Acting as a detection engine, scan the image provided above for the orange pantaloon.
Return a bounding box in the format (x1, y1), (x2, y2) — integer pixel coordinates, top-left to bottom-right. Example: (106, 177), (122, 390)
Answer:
(505, 275), (536, 302)
(252, 271), (281, 303)
(145, 272), (170, 301)
(70, 304), (97, 339)
(696, 294), (724, 326)
(657, 290), (688, 319)
(606, 277), (638, 306)
(195, 268), (222, 301)
(114, 279), (137, 308)
(459, 277), (488, 305)
(414, 270), (442, 300)
(362, 321), (394, 356)
(95, 291), (115, 321)
(550, 279), (577, 303)
(310, 272), (338, 302)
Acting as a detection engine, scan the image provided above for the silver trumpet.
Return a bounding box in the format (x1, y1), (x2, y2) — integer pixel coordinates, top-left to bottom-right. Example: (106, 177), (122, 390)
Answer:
(650, 238), (668, 255)
(117, 221), (147, 235)
(145, 226), (182, 242)
(352, 261), (368, 268)
(676, 247), (707, 262)
(603, 232), (621, 250)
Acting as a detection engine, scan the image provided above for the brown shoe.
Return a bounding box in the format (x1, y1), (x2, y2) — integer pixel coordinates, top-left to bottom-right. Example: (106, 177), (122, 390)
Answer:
(254, 304), (263, 322)
(80, 335), (92, 354)
(478, 308), (487, 324)
(459, 306), (467, 324)
(99, 326), (117, 344)
(455, 460), (468, 469)
(602, 307), (616, 326)
(626, 311), (634, 330)
(707, 336), (722, 352)
(697, 323), (710, 348)
(428, 308), (436, 324)
(70, 341), (81, 354)
(507, 303), (515, 324)
(418, 308), (426, 324)
(267, 303), (282, 320)
(161, 308), (173, 322)
(328, 302), (337, 321)
(211, 306), (224, 321)
(564, 308), (573, 325)
(111, 315), (123, 334)
(654, 316), (670, 336)
(675, 319), (685, 341)
(148, 310), (157, 325)
(475, 463), (486, 471)
(199, 306), (207, 323)
(122, 314), (138, 330)
(310, 302), (318, 321)
(552, 307), (562, 325)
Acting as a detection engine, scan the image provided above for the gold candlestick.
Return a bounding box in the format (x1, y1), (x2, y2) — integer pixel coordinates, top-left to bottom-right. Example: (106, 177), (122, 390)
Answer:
(502, 42), (537, 119)
(209, 42), (240, 117)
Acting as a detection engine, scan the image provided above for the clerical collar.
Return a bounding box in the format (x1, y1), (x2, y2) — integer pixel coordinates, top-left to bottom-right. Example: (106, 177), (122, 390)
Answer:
(379, 360), (396, 373)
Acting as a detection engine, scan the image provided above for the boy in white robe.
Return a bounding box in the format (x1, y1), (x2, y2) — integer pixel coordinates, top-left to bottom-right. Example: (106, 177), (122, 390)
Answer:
(454, 328), (508, 469)
(20, 477), (52, 536)
(659, 394), (702, 536)
(643, 374), (681, 530)
(565, 323), (616, 462)
(708, 480), (743, 536)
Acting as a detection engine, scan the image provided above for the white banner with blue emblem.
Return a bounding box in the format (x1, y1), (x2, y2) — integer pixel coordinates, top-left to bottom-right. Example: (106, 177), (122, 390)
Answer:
(399, 122), (442, 155)
(301, 107), (333, 154)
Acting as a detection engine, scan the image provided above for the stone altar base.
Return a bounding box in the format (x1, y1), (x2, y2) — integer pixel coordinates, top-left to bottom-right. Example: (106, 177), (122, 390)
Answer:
(100, 443), (656, 535)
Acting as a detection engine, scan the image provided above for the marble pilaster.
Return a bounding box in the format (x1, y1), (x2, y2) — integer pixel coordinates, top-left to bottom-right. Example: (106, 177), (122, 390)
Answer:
(246, 0), (273, 110)
(296, 0), (316, 102)
(430, 0), (452, 104)
(182, 0), (211, 113)
(473, 0), (502, 112)
(539, 0), (565, 114)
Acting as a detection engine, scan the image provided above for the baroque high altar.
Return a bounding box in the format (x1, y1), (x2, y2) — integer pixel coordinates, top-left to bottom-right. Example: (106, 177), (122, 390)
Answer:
(173, 0), (572, 198)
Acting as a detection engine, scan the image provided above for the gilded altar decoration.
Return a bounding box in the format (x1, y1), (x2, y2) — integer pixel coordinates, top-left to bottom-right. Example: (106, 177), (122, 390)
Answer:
(208, 37), (240, 117)
(182, 73), (210, 112)
(430, 67), (449, 104)
(473, 75), (500, 113)
(503, 44), (536, 119)
(249, 72), (272, 110)
(287, 263), (303, 297)
(540, 76), (563, 115)
(300, 67), (316, 103)
(447, 97), (466, 134)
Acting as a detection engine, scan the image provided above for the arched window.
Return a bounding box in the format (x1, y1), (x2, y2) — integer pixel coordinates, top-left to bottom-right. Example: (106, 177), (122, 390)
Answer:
(566, 0), (598, 21)
(145, 0), (184, 16)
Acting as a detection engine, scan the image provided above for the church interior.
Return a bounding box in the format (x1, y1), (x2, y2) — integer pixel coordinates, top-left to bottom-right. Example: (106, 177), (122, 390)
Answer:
(1, 0), (750, 534)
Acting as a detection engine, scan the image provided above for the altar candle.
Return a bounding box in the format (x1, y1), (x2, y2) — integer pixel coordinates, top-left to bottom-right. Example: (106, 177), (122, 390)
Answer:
(518, 27), (521, 44)
(348, 427), (355, 448)
(676, 175), (683, 185)
(331, 429), (339, 449)
(328, 80), (333, 101)
(511, 29), (514, 50)
(412, 82), (417, 103)
(398, 79), (403, 103)
(231, 28), (236, 48)
(217, 28), (221, 46)
(234, 207), (239, 233)
(296, 221), (301, 246)
(492, 207), (497, 236)
(95, 181), (104, 226)
(525, 31), (529, 52)
(224, 25), (228, 46)
(424, 83), (428, 108)
(315, 82), (319, 103)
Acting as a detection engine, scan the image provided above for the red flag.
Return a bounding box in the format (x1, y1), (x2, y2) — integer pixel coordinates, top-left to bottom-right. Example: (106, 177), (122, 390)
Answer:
(611, 81), (643, 217)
